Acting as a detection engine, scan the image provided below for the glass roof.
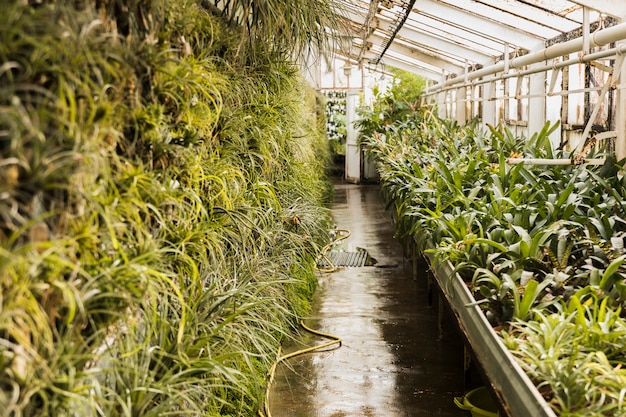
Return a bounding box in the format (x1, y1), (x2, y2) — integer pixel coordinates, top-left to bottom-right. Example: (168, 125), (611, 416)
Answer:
(338, 0), (623, 80)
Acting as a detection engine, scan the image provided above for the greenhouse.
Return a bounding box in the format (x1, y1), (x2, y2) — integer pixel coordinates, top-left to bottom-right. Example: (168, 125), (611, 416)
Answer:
(1, 0), (626, 416)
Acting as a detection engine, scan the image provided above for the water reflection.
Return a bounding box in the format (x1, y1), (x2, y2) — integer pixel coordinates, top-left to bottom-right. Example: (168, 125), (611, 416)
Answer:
(268, 184), (465, 417)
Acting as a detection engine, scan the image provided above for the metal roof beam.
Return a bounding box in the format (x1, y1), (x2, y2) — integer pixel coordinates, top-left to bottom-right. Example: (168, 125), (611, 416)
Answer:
(430, 20), (626, 92)
(342, 6), (493, 66)
(405, 16), (510, 56)
(391, 25), (492, 65)
(416, 0), (545, 50)
(435, 0), (560, 38)
(371, 0), (417, 65)
(363, 54), (442, 80)
(363, 33), (463, 73)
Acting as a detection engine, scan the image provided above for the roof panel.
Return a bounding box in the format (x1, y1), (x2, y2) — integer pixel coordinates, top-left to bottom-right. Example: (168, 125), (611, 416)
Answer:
(416, 0), (545, 49)
(336, 0), (621, 79)
(436, 0), (564, 38)
(519, 0), (595, 20)
(569, 1), (626, 18)
(472, 0), (582, 29)
(403, 15), (506, 56)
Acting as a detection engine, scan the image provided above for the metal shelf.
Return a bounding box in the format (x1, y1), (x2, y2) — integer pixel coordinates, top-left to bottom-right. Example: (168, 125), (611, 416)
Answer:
(424, 251), (557, 417)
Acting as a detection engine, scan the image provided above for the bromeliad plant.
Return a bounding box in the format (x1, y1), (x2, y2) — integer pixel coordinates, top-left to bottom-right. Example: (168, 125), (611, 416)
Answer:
(363, 113), (626, 320)
(362, 109), (626, 416)
(502, 293), (626, 416)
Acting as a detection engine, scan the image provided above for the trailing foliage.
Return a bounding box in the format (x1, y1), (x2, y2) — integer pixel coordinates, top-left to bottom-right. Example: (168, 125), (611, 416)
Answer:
(324, 90), (347, 155)
(203, 0), (346, 64)
(362, 108), (626, 416)
(0, 0), (332, 415)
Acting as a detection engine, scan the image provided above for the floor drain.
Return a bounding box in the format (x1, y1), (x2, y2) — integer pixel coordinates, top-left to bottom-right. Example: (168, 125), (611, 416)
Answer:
(318, 250), (370, 268)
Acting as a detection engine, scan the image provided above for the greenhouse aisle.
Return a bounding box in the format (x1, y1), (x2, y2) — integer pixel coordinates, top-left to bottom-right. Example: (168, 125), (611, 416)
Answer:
(268, 183), (469, 417)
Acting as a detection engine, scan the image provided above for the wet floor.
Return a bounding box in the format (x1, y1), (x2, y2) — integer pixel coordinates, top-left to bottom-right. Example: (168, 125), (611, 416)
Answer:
(268, 183), (472, 417)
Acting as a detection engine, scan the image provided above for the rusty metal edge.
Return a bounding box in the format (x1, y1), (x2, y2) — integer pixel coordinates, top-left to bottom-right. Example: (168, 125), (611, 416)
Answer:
(424, 250), (558, 417)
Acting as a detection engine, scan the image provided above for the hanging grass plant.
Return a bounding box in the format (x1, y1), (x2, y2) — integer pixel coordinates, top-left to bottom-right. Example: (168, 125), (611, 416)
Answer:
(1, 0), (335, 415)
(207, 0), (347, 63)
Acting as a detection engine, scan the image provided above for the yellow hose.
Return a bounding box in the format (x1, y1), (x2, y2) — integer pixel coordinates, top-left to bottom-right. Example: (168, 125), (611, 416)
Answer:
(317, 228), (351, 273)
(261, 320), (342, 417)
(260, 229), (349, 417)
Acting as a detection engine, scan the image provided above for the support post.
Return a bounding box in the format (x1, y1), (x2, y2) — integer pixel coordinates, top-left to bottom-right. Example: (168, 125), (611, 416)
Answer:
(345, 90), (361, 183)
(456, 86), (467, 124)
(437, 92), (446, 119)
(528, 63), (547, 138)
(437, 71), (447, 118)
(583, 7), (590, 54)
(617, 16), (626, 160)
(482, 77), (497, 126)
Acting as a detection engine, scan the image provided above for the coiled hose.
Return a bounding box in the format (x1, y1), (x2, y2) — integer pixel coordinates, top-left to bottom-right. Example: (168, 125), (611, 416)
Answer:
(260, 229), (350, 417)
(317, 228), (351, 273)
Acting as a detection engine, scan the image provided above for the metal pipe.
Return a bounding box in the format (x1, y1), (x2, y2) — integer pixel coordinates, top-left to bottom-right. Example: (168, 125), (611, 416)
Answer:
(506, 158), (605, 165)
(583, 7), (590, 54)
(423, 44), (626, 98)
(436, 85), (605, 103)
(464, 59), (469, 84)
(428, 21), (626, 94)
(504, 43), (509, 74)
(371, 0), (418, 65)
(548, 66), (560, 94)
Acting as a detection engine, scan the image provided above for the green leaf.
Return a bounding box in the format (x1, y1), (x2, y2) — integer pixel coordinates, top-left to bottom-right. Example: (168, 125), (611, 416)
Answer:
(599, 254), (626, 291)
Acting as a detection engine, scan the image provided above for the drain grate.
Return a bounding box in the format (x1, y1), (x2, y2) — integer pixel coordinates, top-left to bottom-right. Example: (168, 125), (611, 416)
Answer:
(318, 250), (369, 268)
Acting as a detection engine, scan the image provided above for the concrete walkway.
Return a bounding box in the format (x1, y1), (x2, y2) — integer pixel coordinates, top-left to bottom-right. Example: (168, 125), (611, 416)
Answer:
(268, 183), (470, 417)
